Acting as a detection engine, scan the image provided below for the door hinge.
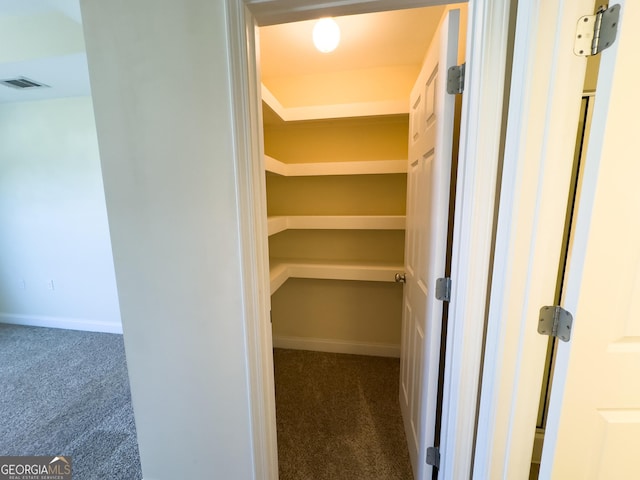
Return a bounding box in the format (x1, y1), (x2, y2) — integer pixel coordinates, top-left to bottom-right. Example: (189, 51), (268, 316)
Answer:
(574, 4), (620, 56)
(446, 63), (465, 95)
(435, 277), (452, 302)
(538, 306), (573, 342)
(426, 446), (440, 468)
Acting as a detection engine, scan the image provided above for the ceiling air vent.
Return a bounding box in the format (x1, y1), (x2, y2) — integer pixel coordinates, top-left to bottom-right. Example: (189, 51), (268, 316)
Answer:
(0, 77), (50, 89)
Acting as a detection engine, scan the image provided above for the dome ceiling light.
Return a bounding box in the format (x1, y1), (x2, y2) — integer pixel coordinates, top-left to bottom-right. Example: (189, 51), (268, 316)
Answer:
(313, 18), (340, 53)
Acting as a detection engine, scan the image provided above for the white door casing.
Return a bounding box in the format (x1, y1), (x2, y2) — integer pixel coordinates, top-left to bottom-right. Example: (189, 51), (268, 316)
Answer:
(471, 0), (596, 476)
(541, 1), (640, 477)
(400, 9), (459, 479)
(227, 0), (512, 478)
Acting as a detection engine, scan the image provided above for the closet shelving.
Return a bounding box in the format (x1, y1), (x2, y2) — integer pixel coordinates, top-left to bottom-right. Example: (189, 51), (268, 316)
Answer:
(269, 259), (403, 295)
(264, 155), (406, 177)
(261, 84), (408, 122)
(261, 77), (408, 356)
(267, 215), (405, 236)
(265, 154), (406, 295)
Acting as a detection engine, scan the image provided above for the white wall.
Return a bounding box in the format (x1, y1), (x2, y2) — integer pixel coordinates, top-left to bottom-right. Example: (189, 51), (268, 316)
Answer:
(0, 97), (121, 332)
(80, 0), (257, 478)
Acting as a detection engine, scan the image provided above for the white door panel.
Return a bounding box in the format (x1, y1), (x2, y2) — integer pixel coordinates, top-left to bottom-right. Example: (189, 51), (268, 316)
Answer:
(400, 9), (459, 480)
(541, 1), (640, 477)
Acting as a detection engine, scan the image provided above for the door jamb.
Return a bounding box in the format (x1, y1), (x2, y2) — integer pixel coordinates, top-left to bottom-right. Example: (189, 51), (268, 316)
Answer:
(227, 0), (513, 478)
(226, 3), (279, 479)
(472, 0), (594, 478)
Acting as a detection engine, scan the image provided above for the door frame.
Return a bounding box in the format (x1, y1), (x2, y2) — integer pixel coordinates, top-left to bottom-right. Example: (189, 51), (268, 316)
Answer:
(226, 0), (512, 478)
(472, 0), (596, 478)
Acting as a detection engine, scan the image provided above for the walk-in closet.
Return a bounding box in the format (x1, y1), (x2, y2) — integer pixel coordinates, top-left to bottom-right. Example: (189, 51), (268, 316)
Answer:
(258, 4), (466, 479)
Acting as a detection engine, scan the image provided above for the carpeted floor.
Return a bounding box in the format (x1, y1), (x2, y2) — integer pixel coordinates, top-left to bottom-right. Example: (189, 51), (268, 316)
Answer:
(273, 348), (413, 480)
(0, 324), (142, 480)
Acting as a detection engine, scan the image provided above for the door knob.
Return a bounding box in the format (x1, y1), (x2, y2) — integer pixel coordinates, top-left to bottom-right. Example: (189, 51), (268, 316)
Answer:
(395, 273), (406, 283)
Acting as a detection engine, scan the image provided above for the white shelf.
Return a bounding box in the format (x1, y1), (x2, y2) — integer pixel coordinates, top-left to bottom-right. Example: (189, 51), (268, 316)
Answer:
(272, 335), (400, 358)
(262, 83), (408, 122)
(267, 215), (406, 236)
(269, 259), (403, 294)
(265, 155), (407, 177)
(267, 216), (289, 236)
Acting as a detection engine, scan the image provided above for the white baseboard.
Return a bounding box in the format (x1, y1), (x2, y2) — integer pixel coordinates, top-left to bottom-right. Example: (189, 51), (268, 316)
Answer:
(273, 335), (400, 358)
(0, 313), (123, 334)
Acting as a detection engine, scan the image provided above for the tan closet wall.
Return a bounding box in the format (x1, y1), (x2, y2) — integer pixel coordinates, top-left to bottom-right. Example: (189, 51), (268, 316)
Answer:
(271, 279), (404, 346)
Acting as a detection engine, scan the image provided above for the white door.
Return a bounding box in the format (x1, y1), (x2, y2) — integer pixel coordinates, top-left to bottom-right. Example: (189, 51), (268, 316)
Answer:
(541, 2), (640, 478)
(400, 9), (459, 480)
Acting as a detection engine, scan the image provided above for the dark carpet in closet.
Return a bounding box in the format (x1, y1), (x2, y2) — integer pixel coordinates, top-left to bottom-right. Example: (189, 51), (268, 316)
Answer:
(274, 348), (413, 480)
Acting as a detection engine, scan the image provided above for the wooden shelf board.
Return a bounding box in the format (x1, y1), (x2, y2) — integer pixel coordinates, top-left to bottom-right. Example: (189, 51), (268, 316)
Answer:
(272, 335), (400, 358)
(267, 216), (288, 236)
(269, 259), (403, 294)
(267, 215), (405, 236)
(262, 83), (408, 122)
(269, 262), (290, 294)
(265, 155), (407, 176)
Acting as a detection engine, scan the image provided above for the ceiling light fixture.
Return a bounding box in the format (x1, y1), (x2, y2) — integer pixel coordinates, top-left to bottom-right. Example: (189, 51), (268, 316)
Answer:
(313, 18), (340, 53)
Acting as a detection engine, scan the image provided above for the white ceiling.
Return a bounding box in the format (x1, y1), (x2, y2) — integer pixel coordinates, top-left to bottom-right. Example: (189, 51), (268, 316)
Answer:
(259, 5), (446, 112)
(260, 6), (444, 78)
(0, 2), (445, 107)
(0, 0), (81, 19)
(0, 0), (87, 103)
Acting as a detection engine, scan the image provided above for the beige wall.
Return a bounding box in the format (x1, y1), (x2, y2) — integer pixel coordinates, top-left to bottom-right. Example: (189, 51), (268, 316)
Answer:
(270, 230), (405, 263)
(264, 115), (408, 163)
(272, 278), (403, 344)
(584, 54), (600, 92)
(81, 0), (257, 478)
(0, 97), (121, 332)
(266, 173), (407, 216)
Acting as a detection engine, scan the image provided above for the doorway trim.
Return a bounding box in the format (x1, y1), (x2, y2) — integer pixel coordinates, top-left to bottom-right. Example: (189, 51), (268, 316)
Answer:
(226, 0), (513, 478)
(472, 0), (595, 478)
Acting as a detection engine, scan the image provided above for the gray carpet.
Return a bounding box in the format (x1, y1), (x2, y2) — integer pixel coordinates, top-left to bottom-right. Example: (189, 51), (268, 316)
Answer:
(0, 324), (142, 480)
(274, 348), (413, 480)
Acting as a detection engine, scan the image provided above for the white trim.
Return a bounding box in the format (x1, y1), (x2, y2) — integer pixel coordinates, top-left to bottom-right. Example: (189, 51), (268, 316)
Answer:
(265, 155), (407, 176)
(235, 0), (513, 478)
(273, 335), (400, 358)
(473, 0), (593, 478)
(268, 215), (405, 235)
(262, 84), (408, 120)
(246, 0), (455, 26)
(227, 2), (279, 479)
(0, 313), (123, 334)
(438, 0), (513, 478)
